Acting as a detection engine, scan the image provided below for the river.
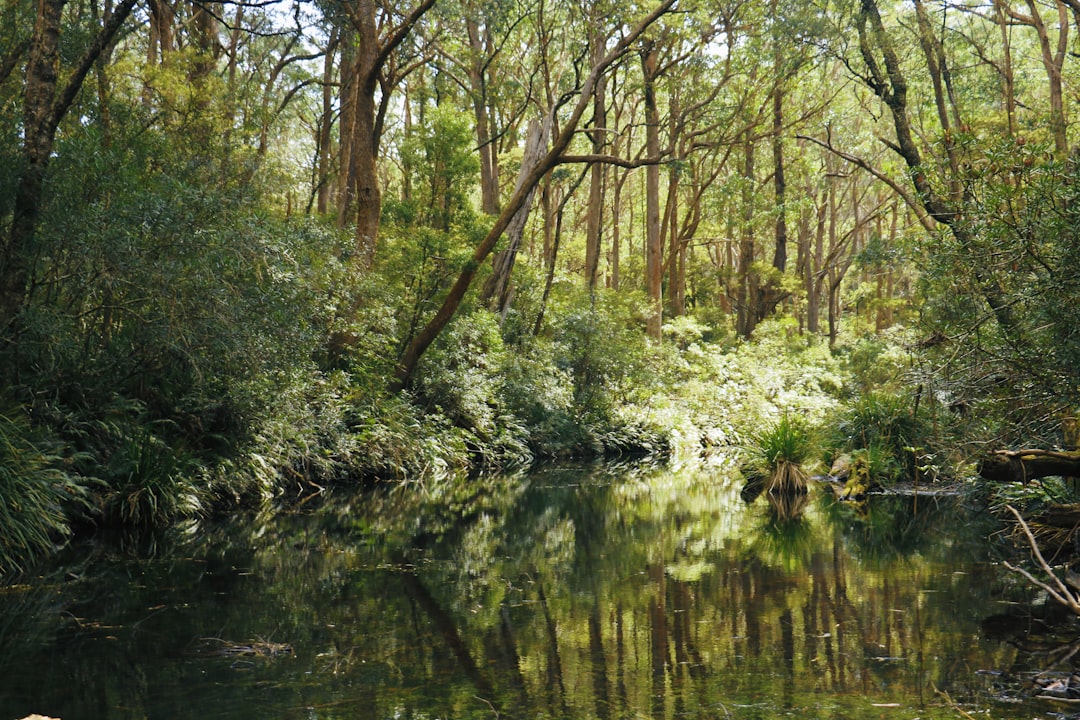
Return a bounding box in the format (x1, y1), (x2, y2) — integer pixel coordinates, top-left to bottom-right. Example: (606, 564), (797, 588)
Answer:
(0, 461), (1073, 719)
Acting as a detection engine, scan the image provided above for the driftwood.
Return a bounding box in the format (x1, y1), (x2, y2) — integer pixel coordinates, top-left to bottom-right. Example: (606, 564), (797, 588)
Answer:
(978, 449), (1080, 483)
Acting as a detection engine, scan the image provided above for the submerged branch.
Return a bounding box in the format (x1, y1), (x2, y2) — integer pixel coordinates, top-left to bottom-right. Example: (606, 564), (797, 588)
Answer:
(1003, 504), (1080, 615)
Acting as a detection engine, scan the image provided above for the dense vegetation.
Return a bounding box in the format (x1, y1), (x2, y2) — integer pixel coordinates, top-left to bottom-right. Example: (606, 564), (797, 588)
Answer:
(2, 0), (1080, 572)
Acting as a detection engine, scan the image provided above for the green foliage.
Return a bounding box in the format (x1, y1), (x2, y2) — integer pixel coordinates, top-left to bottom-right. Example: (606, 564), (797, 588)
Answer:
(548, 287), (656, 417)
(837, 327), (915, 394)
(0, 401), (84, 574)
(103, 428), (203, 526)
(827, 390), (928, 484)
(917, 140), (1080, 444)
(395, 104), (481, 230)
(415, 310), (532, 467)
(753, 414), (817, 467)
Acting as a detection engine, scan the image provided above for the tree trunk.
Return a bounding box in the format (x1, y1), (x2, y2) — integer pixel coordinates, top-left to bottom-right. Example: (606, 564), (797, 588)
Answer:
(979, 449), (1080, 483)
(336, 35), (357, 227)
(338, 0), (436, 268)
(584, 22), (608, 290)
(316, 28), (339, 215)
(349, 0), (382, 267)
(805, 190), (826, 334)
(467, 17), (500, 216)
(642, 41), (663, 339)
(754, 73), (788, 324)
(481, 116), (551, 316)
(993, 0), (1018, 138)
(1011, 0), (1069, 158)
(736, 132), (757, 339)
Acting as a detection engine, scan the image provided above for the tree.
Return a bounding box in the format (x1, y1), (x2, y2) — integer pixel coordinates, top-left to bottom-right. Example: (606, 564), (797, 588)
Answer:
(394, 0), (677, 387)
(641, 39), (663, 339)
(0, 0), (139, 329)
(335, 0), (436, 268)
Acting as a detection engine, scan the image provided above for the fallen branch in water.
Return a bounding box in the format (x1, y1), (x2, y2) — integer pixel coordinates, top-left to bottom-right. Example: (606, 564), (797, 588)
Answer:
(1003, 504), (1080, 615)
(932, 683), (978, 719)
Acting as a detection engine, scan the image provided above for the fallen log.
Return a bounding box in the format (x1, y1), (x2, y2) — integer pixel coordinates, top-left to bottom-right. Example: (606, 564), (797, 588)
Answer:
(978, 449), (1080, 483)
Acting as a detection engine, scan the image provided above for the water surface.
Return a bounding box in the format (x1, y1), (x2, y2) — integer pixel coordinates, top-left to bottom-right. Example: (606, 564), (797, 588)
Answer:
(0, 462), (1071, 719)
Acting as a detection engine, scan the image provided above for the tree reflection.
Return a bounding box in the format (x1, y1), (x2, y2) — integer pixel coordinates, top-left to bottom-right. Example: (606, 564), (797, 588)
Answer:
(0, 462), (1036, 719)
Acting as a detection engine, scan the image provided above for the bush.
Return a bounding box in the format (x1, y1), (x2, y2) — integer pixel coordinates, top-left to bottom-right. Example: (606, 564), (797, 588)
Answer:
(827, 390), (928, 483)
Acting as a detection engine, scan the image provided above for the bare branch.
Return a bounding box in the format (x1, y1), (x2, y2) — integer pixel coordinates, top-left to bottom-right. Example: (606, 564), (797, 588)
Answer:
(1005, 504), (1080, 614)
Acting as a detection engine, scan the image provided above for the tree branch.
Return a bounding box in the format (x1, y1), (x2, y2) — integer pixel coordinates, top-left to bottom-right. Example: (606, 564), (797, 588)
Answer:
(796, 133), (935, 232)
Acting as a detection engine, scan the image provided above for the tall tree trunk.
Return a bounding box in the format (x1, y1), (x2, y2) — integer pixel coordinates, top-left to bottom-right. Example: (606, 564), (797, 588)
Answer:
(1025, 0), (1069, 158)
(806, 185), (827, 334)
(993, 0), (1018, 138)
(467, 17), (500, 216)
(771, 84), (787, 277)
(338, 0), (436, 268)
(584, 23), (608, 290)
(736, 132), (757, 339)
(350, 0), (382, 267)
(642, 41), (663, 339)
(336, 35), (357, 227)
(664, 86), (683, 316)
(611, 170), (625, 290)
(316, 28), (339, 215)
(754, 70), (788, 325)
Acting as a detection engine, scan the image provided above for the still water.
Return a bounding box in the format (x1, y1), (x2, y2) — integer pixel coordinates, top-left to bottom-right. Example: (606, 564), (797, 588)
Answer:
(0, 462), (1074, 719)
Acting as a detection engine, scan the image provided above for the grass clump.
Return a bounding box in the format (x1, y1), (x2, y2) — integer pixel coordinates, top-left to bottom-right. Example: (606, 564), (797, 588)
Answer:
(746, 414), (817, 494)
(827, 390), (929, 485)
(0, 401), (85, 573)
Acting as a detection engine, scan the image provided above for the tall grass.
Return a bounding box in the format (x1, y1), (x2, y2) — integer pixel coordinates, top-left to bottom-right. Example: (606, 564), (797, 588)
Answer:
(748, 415), (817, 494)
(0, 403), (83, 574)
(829, 390), (926, 483)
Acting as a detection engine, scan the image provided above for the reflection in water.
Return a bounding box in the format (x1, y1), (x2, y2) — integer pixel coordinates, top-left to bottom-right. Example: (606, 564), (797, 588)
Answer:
(0, 462), (1051, 719)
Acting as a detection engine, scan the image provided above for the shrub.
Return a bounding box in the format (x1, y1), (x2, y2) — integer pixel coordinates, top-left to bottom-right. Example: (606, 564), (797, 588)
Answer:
(828, 390), (927, 483)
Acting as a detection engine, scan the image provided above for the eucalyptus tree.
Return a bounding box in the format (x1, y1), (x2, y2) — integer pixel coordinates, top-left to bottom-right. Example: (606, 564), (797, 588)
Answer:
(824, 0), (1080, 437)
(327, 0), (437, 268)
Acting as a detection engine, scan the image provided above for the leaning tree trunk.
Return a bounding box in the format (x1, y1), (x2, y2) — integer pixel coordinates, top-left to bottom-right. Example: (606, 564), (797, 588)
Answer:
(481, 116), (552, 317)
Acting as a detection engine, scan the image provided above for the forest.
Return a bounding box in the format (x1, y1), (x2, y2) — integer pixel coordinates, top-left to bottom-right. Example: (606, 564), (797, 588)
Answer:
(2, 0), (1080, 577)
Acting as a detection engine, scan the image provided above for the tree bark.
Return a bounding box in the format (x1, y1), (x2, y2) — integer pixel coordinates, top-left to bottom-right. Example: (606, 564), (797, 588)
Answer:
(642, 40), (663, 339)
(467, 16), (500, 216)
(736, 132), (757, 339)
(316, 28), (339, 215)
(338, 0), (436, 267)
(1016, 0), (1069, 159)
(481, 116), (551, 317)
(584, 21), (608, 290)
